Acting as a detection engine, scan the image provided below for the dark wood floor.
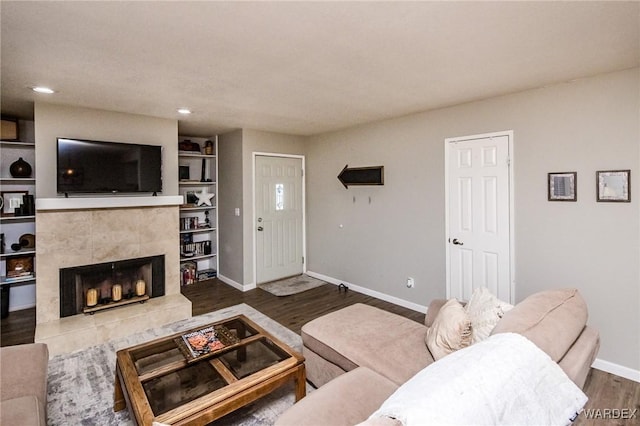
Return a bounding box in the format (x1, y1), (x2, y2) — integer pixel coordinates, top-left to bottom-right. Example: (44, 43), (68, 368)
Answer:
(2, 279), (638, 424)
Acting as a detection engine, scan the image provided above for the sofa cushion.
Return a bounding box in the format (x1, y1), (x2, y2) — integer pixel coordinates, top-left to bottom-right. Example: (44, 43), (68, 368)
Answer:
(491, 288), (588, 362)
(424, 298), (448, 327)
(465, 287), (513, 343)
(275, 367), (398, 426)
(1, 396), (46, 426)
(425, 298), (471, 360)
(0, 343), (49, 404)
(302, 303), (433, 385)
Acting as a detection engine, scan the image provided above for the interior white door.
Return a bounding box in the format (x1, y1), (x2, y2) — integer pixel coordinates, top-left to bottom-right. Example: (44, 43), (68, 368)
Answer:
(446, 134), (512, 302)
(255, 155), (304, 284)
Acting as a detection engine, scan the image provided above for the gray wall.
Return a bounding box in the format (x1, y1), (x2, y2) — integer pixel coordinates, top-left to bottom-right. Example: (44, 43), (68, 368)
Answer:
(218, 129), (245, 284)
(218, 129), (306, 286)
(304, 68), (639, 371)
(34, 102), (178, 198)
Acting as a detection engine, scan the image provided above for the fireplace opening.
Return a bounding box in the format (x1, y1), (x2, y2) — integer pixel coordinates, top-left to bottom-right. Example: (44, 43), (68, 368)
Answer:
(60, 255), (165, 317)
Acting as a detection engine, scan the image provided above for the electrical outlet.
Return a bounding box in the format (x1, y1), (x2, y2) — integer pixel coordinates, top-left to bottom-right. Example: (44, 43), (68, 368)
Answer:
(406, 277), (415, 288)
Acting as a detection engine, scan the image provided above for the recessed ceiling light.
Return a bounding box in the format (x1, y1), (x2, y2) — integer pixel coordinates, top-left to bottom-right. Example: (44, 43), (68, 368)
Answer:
(177, 108), (192, 115)
(31, 86), (55, 94)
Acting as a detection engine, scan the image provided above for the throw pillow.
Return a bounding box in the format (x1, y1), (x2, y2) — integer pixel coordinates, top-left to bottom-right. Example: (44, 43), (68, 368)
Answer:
(465, 287), (513, 344)
(425, 298), (472, 360)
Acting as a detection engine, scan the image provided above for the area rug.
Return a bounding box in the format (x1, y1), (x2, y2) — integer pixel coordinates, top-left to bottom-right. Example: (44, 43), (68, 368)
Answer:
(258, 274), (326, 296)
(46, 303), (310, 425)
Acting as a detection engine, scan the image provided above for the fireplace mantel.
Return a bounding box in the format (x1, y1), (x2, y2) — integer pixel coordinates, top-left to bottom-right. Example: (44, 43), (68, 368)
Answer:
(36, 195), (183, 211)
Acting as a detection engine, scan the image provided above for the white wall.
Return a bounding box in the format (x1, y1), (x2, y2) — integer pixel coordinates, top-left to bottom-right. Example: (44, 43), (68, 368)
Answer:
(304, 68), (639, 373)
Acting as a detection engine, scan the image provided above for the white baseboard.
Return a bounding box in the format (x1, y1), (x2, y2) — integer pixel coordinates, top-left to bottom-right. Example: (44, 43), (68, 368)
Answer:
(592, 358), (640, 383)
(306, 271), (428, 314)
(217, 274), (256, 292)
(9, 302), (36, 312)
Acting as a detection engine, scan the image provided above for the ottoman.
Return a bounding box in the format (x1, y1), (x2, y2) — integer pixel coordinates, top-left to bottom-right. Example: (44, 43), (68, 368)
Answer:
(301, 303), (434, 387)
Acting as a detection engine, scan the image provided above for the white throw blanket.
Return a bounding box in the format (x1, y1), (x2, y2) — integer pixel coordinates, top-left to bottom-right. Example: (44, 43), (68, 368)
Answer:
(369, 333), (587, 426)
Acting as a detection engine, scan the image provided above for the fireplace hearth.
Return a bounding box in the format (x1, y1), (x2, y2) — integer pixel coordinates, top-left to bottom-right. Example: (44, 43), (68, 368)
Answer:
(60, 255), (165, 317)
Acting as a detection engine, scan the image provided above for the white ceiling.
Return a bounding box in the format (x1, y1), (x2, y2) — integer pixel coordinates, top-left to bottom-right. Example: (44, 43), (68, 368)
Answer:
(1, 1), (638, 137)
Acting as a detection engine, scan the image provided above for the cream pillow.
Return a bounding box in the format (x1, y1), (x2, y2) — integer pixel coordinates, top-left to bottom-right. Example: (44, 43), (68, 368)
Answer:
(465, 287), (513, 344)
(425, 298), (472, 360)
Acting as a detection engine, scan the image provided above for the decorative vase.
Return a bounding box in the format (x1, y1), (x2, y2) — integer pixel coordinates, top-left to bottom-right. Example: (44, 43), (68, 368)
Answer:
(112, 284), (122, 302)
(86, 288), (98, 307)
(204, 140), (214, 155)
(135, 279), (146, 296)
(19, 233), (35, 249)
(9, 157), (32, 178)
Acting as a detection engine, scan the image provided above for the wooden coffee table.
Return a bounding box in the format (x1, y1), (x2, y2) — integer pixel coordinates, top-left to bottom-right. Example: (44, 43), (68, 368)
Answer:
(114, 314), (306, 425)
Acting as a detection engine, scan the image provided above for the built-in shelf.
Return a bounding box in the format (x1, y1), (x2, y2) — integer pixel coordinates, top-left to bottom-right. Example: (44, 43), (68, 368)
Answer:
(0, 125), (37, 314)
(178, 181), (216, 186)
(0, 215), (35, 223)
(0, 177), (36, 184)
(180, 227), (216, 234)
(180, 205), (216, 212)
(178, 137), (218, 287)
(1, 249), (36, 259)
(37, 195), (184, 211)
(178, 152), (216, 159)
(1, 275), (36, 286)
(180, 253), (217, 262)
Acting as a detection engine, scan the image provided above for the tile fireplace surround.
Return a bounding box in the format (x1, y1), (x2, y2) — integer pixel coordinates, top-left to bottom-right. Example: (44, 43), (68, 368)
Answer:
(35, 198), (192, 357)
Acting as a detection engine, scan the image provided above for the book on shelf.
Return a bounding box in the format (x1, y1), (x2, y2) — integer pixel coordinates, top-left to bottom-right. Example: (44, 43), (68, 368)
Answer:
(181, 240), (212, 257)
(197, 269), (217, 281)
(180, 261), (197, 286)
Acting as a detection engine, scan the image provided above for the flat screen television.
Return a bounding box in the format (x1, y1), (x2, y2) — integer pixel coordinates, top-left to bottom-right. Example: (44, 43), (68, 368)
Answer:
(57, 138), (162, 194)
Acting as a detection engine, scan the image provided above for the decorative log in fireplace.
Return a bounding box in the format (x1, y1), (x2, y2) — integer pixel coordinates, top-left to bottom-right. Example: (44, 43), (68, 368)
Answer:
(59, 255), (165, 317)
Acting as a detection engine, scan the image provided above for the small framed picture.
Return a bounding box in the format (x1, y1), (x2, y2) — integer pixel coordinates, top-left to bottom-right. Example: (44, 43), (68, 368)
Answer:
(179, 165), (190, 181)
(1, 190), (28, 216)
(597, 170), (630, 202)
(185, 191), (198, 205)
(548, 172), (577, 201)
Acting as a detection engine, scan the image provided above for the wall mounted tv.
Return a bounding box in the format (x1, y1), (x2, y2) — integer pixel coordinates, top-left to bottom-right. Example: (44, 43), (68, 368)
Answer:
(57, 138), (162, 194)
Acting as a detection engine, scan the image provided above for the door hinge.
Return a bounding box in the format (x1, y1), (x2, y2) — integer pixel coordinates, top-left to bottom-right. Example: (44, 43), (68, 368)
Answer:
(302, 256), (305, 264)
(301, 169), (304, 177)
(506, 156), (511, 166)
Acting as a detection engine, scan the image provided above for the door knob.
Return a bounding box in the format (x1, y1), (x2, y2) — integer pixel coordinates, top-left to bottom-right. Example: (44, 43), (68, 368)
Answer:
(257, 226), (264, 232)
(452, 238), (464, 246)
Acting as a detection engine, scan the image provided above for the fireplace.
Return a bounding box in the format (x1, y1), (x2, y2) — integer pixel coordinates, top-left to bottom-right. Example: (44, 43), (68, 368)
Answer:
(60, 255), (165, 317)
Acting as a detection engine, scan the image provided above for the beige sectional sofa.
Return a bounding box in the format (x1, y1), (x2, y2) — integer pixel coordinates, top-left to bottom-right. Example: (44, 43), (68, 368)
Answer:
(276, 288), (599, 426)
(0, 343), (49, 426)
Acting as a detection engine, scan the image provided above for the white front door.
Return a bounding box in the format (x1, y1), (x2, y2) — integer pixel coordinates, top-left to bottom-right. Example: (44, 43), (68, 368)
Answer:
(255, 155), (304, 284)
(445, 132), (513, 302)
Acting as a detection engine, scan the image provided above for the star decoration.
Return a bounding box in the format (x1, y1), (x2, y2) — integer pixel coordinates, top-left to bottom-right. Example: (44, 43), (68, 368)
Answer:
(196, 189), (215, 206)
